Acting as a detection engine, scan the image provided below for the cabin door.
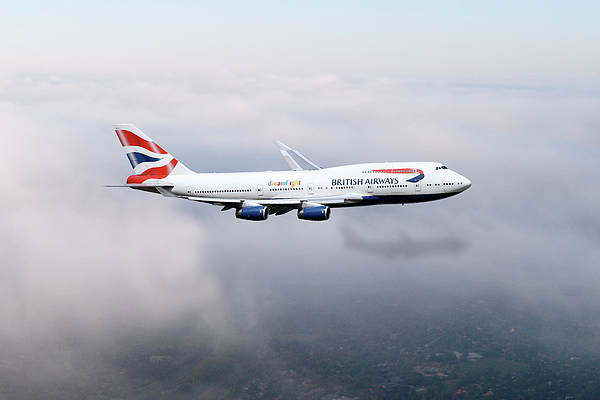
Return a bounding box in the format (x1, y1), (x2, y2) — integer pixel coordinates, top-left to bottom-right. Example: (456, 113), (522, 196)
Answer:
(257, 184), (264, 197)
(308, 182), (314, 195)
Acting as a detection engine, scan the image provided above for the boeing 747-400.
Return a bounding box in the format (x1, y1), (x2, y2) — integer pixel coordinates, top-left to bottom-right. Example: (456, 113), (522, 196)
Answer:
(109, 124), (471, 221)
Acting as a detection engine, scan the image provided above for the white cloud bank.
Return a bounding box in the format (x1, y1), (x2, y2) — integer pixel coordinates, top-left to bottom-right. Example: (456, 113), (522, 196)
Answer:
(0, 72), (599, 387)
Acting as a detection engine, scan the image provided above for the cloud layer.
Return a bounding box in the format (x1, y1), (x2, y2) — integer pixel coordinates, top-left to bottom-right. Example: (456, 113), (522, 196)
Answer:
(1, 71), (599, 392)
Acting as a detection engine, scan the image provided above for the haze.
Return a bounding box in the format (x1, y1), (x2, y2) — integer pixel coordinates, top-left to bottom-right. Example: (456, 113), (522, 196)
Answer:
(1, 1), (599, 398)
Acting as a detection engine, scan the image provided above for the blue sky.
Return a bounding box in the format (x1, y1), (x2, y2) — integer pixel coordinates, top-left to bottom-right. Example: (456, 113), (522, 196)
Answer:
(2, 1), (599, 76)
(1, 0), (600, 388)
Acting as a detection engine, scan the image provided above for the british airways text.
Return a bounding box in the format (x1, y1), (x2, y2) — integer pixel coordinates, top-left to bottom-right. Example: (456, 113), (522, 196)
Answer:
(332, 177), (400, 186)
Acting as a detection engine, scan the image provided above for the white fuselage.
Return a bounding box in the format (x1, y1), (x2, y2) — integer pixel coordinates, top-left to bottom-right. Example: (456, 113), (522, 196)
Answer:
(112, 124), (471, 220)
(166, 161), (471, 207)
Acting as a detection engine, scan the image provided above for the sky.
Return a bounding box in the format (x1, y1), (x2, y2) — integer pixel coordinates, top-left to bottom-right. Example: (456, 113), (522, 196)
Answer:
(1, 0), (600, 392)
(1, 1), (599, 77)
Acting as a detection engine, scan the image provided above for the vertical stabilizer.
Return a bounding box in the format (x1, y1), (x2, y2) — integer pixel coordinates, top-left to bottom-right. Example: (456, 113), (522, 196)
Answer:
(114, 124), (193, 184)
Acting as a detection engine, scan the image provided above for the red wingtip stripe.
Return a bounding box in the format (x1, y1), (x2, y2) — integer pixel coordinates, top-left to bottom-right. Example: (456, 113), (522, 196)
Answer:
(116, 129), (168, 155)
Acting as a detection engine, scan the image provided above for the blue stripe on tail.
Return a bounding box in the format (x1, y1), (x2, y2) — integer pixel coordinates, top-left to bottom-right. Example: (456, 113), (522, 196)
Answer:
(126, 152), (162, 168)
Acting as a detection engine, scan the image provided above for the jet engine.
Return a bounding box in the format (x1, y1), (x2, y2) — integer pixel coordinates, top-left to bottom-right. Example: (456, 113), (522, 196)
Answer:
(298, 206), (331, 221)
(236, 206), (269, 221)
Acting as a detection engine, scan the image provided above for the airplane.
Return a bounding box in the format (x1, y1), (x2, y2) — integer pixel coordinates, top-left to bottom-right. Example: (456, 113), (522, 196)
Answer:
(109, 124), (471, 221)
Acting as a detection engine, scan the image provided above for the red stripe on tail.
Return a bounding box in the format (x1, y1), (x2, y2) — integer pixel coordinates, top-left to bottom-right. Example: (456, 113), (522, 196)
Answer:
(126, 159), (178, 184)
(116, 129), (168, 155)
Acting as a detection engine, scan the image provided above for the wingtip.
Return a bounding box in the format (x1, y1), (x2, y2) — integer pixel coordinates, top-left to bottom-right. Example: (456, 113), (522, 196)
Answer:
(274, 140), (292, 151)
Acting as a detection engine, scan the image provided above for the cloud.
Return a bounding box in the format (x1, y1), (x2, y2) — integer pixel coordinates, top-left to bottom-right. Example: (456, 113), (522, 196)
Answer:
(0, 96), (222, 345)
(1, 71), (600, 393)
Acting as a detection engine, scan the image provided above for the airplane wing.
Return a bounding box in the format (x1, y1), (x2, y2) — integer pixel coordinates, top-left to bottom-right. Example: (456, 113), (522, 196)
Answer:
(274, 141), (322, 171)
(186, 193), (364, 215)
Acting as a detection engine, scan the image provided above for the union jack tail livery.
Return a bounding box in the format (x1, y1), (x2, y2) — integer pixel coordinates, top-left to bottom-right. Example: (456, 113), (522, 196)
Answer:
(114, 124), (192, 184)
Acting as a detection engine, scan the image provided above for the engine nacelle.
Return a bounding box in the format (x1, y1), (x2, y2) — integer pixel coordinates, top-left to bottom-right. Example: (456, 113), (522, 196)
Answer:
(298, 206), (331, 221)
(236, 206), (269, 221)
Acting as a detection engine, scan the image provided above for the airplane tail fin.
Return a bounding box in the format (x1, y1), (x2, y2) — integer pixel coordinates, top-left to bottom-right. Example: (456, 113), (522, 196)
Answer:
(114, 124), (193, 184)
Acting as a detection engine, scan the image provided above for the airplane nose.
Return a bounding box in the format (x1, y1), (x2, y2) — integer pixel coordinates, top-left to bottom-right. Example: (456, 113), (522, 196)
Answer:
(462, 177), (471, 191)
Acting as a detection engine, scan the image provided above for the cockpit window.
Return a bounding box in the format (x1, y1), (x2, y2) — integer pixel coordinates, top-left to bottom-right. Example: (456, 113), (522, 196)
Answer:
(435, 166), (448, 170)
